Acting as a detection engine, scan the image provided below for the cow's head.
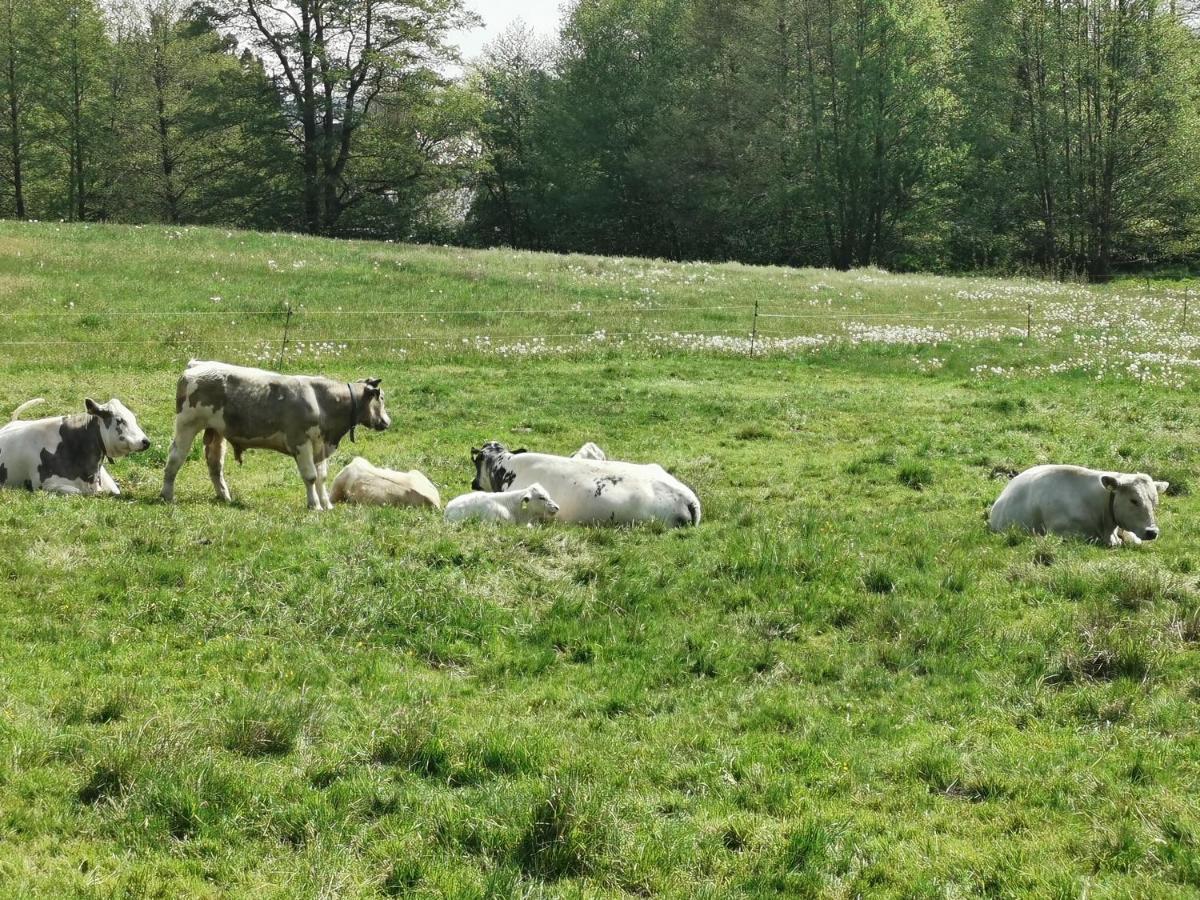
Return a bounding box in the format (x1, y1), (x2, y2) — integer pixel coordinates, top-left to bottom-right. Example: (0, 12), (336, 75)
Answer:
(86, 398), (150, 458)
(1101, 473), (1169, 541)
(355, 378), (390, 431)
(471, 441), (514, 491)
(521, 483), (560, 522)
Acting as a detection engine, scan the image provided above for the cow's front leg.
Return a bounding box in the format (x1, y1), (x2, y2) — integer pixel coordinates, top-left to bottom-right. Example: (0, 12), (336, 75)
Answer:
(1117, 528), (1142, 546)
(294, 443), (323, 510)
(317, 457), (333, 510)
(98, 467), (121, 496)
(40, 479), (87, 496)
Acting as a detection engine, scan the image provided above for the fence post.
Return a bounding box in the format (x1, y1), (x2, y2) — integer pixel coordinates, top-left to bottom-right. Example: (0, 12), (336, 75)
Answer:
(750, 298), (760, 357)
(277, 302), (293, 370)
(1026, 302), (1032, 341)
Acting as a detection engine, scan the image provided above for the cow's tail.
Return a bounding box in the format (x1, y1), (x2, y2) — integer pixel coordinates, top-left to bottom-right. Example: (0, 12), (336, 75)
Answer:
(687, 498), (701, 526)
(10, 398), (45, 421)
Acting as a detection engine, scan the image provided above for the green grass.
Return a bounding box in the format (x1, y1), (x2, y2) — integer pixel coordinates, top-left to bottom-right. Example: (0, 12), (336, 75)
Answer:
(1, 221), (1200, 896)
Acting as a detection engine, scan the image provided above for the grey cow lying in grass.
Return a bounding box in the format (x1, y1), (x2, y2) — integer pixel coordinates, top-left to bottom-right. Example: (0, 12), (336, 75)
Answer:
(989, 464), (1168, 547)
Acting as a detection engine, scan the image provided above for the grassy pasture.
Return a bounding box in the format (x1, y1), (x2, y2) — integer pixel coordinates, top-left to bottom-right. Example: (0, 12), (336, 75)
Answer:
(1, 222), (1199, 896)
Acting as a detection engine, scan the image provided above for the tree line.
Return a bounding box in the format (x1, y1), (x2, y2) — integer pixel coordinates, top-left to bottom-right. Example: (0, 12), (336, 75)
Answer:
(3, 0), (1199, 277)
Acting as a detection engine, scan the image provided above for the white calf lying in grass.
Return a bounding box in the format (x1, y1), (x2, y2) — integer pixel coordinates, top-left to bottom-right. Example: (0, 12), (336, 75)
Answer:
(330, 457), (441, 509)
(444, 483), (560, 525)
(989, 464), (1168, 547)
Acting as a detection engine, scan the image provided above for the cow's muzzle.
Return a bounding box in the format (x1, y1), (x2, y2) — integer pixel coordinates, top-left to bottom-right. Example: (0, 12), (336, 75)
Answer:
(1143, 527), (1160, 541)
(140, 438), (151, 451)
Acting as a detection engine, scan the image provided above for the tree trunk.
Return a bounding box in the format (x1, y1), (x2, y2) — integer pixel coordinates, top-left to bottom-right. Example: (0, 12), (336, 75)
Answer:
(69, 45), (85, 221)
(300, 2), (320, 233)
(153, 42), (179, 224)
(6, 53), (22, 218)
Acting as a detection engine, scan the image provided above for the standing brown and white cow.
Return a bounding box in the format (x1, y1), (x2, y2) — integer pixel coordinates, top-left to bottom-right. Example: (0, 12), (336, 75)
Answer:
(161, 359), (391, 510)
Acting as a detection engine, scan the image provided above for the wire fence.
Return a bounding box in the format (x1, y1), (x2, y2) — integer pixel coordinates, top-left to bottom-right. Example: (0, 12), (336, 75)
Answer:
(0, 293), (1188, 367)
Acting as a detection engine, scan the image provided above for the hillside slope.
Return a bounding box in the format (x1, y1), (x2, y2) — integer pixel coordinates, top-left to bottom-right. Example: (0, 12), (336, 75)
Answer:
(0, 223), (1197, 896)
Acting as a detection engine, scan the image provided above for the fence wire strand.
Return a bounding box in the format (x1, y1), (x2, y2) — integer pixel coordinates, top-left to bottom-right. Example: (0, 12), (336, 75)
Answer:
(0, 295), (1071, 356)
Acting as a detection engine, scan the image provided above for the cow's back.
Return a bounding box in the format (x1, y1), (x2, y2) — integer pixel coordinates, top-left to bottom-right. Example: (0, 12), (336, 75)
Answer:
(989, 465), (1100, 533)
(0, 417), (61, 488)
(176, 361), (319, 449)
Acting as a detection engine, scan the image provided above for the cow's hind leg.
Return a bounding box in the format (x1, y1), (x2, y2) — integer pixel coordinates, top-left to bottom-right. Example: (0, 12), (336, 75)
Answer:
(204, 429), (232, 502)
(316, 457), (333, 510)
(161, 418), (202, 502)
(293, 443), (322, 510)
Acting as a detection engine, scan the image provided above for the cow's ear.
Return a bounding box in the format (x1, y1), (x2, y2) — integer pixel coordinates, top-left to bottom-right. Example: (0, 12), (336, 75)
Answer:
(1101, 474), (1120, 492)
(514, 447), (528, 454)
(364, 378), (382, 388)
(1155, 480), (1170, 495)
(363, 384), (380, 398)
(471, 447), (481, 463)
(521, 490), (532, 508)
(85, 398), (111, 420)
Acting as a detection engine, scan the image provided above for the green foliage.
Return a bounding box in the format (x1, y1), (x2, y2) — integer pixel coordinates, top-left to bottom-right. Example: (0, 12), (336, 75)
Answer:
(3, 0), (1200, 273)
(465, 0), (1200, 274)
(0, 0), (468, 236)
(113, 4), (297, 228)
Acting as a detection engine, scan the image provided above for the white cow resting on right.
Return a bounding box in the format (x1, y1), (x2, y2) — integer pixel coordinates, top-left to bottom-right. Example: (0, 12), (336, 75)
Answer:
(988, 464), (1168, 546)
(470, 441), (700, 527)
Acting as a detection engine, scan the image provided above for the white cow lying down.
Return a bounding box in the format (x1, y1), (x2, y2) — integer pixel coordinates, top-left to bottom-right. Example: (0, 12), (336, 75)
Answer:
(444, 483), (559, 525)
(471, 441), (700, 527)
(989, 464), (1168, 546)
(330, 456), (441, 509)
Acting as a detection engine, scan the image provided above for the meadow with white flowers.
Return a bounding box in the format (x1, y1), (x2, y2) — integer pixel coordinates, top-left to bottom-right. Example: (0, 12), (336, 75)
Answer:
(1, 221), (1198, 896)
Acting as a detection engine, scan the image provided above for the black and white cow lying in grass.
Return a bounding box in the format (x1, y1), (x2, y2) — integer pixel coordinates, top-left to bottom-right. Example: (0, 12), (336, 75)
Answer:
(470, 441), (701, 527)
(988, 464), (1168, 546)
(0, 397), (150, 495)
(161, 360), (391, 510)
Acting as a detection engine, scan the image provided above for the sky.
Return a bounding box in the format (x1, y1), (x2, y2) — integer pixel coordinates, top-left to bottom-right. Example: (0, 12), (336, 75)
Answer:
(451, 0), (565, 61)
